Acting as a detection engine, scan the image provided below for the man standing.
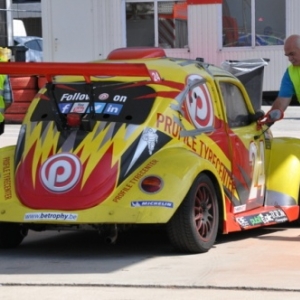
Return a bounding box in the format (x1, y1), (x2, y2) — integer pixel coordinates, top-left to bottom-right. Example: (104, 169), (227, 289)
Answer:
(270, 34), (300, 112)
(0, 49), (13, 135)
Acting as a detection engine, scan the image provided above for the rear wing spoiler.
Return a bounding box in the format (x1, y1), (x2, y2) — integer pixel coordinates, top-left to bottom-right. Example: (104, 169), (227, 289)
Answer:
(2, 62), (160, 131)
(0, 62), (155, 83)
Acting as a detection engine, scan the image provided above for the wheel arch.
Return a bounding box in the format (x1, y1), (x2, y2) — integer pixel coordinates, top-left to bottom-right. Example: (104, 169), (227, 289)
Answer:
(200, 170), (226, 234)
(152, 146), (227, 215)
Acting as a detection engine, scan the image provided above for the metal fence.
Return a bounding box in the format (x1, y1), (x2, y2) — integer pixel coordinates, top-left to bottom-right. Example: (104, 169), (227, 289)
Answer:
(0, 0), (8, 46)
(0, 0), (41, 48)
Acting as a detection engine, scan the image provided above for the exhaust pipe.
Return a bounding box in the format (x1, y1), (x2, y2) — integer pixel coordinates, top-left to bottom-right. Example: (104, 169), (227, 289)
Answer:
(20, 227), (28, 237)
(105, 225), (118, 244)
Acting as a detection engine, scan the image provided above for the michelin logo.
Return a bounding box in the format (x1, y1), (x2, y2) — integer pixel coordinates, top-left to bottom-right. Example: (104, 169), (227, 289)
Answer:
(24, 212), (78, 221)
(131, 201), (173, 208)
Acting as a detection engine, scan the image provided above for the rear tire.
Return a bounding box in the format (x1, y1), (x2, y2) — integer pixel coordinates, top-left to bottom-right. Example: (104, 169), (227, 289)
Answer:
(167, 173), (219, 253)
(0, 223), (28, 249)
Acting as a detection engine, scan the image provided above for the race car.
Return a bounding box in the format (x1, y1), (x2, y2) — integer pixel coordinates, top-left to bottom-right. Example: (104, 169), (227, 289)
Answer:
(0, 47), (299, 253)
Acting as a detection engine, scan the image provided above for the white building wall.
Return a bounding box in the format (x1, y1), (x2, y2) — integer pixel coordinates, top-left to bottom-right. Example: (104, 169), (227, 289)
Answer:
(42, 0), (95, 62)
(163, 4), (219, 61)
(287, 0), (300, 35)
(41, 0), (300, 92)
(188, 4), (220, 63)
(93, 0), (125, 60)
(41, 0), (124, 62)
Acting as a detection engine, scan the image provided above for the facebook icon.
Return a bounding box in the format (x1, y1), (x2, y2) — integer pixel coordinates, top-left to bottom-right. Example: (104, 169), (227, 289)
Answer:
(59, 103), (72, 113)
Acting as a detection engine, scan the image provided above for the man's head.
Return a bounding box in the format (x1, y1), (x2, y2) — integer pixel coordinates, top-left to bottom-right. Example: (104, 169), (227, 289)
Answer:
(284, 34), (300, 66)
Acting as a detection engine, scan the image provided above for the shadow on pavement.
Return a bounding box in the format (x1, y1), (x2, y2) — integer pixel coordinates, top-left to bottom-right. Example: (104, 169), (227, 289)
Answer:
(0, 222), (297, 276)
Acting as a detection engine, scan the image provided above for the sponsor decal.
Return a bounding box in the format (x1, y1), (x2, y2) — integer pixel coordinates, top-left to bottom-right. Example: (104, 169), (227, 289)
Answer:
(264, 132), (272, 149)
(113, 95), (127, 102)
(233, 204), (246, 213)
(156, 113), (197, 151)
(184, 75), (214, 129)
(98, 93), (109, 100)
(149, 70), (161, 82)
(60, 93), (89, 101)
(59, 103), (73, 114)
(131, 201), (173, 208)
(94, 102), (106, 113)
(236, 209), (288, 228)
(104, 103), (123, 115)
(24, 212), (78, 221)
(113, 159), (158, 203)
(70, 102), (89, 113)
(2, 156), (12, 200)
(40, 153), (82, 193)
(156, 113), (234, 194)
(142, 128), (158, 155)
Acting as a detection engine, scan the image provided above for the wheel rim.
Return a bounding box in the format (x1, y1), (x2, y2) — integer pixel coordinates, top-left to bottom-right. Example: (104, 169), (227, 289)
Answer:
(194, 182), (216, 241)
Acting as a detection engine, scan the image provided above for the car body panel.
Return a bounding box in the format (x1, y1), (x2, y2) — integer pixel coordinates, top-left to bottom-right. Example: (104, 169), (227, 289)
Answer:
(0, 47), (299, 251)
(265, 137), (300, 205)
(0, 144), (224, 224)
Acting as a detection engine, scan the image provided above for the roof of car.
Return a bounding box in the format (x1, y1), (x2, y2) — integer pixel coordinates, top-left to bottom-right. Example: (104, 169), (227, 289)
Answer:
(104, 47), (235, 80)
(14, 36), (42, 43)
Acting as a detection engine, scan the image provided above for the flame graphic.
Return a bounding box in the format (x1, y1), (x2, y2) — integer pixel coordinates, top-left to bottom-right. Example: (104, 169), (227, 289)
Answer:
(16, 125), (118, 210)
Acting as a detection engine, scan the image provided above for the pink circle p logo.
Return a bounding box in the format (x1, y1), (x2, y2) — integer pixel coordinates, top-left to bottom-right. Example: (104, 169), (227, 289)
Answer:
(40, 153), (82, 193)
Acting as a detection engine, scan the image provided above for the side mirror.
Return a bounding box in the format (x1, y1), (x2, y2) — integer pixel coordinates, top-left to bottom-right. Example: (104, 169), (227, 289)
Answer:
(250, 109), (265, 122)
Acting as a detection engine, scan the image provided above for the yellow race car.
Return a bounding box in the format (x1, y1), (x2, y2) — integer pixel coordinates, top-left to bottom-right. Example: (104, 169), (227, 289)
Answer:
(0, 47), (299, 253)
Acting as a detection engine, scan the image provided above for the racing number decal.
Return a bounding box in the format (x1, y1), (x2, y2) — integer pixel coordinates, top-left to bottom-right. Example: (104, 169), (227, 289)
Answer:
(149, 70), (161, 82)
(40, 153), (82, 193)
(248, 141), (265, 200)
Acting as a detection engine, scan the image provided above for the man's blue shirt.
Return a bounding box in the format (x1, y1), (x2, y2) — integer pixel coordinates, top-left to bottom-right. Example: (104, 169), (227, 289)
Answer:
(278, 69), (295, 98)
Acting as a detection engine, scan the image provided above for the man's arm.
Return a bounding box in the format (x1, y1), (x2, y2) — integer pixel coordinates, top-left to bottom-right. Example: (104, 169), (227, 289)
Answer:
(269, 69), (294, 113)
(271, 96), (292, 112)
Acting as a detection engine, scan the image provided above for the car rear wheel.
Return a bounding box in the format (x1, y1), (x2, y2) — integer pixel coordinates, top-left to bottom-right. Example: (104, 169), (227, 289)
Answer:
(0, 223), (28, 249)
(167, 173), (219, 253)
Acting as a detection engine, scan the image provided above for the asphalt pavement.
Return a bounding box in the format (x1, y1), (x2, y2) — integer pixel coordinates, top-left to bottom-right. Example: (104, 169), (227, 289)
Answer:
(1, 105), (300, 300)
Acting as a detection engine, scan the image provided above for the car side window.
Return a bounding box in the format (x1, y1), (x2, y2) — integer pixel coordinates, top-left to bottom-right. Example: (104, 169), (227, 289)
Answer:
(219, 82), (250, 128)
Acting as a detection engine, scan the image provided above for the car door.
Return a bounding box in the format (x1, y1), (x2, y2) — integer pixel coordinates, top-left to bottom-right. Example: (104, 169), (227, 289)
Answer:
(218, 80), (266, 212)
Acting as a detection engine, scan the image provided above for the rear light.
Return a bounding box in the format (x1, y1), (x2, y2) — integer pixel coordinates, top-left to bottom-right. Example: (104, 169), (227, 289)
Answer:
(67, 113), (81, 127)
(140, 176), (163, 193)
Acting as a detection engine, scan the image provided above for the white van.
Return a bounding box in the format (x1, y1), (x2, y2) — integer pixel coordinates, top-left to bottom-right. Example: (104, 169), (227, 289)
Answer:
(13, 19), (27, 36)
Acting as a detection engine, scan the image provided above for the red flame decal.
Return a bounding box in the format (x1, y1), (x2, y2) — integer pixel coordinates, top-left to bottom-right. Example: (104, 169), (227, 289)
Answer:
(16, 143), (118, 210)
